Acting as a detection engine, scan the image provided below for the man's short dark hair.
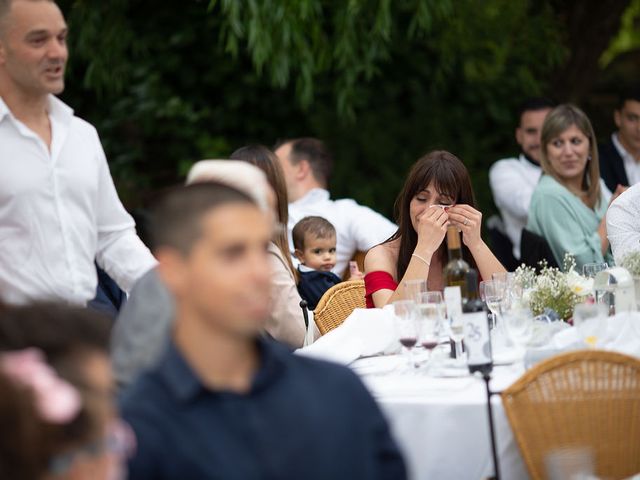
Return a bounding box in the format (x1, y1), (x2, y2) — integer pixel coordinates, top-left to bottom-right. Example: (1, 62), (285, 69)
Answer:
(150, 182), (256, 255)
(292, 216), (336, 250)
(517, 97), (556, 123)
(284, 138), (333, 186)
(617, 87), (640, 110)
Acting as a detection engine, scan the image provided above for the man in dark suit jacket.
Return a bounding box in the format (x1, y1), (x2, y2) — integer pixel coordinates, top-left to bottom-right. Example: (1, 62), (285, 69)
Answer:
(599, 88), (640, 192)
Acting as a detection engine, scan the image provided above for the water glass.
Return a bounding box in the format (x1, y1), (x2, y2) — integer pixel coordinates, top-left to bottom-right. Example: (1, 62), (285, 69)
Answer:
(480, 280), (504, 328)
(393, 300), (418, 370)
(573, 303), (608, 348)
(416, 294), (441, 365)
(582, 262), (608, 279)
(503, 308), (534, 349)
(404, 279), (426, 303)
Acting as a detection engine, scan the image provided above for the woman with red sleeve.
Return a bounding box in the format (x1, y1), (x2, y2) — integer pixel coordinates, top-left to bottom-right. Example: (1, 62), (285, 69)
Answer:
(364, 151), (506, 308)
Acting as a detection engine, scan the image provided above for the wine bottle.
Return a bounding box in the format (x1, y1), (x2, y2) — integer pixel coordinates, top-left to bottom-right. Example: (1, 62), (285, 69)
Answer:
(463, 269), (485, 313)
(444, 226), (470, 301)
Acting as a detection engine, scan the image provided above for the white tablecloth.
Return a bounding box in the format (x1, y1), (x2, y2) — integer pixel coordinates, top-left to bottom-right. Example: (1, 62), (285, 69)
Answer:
(350, 354), (529, 480)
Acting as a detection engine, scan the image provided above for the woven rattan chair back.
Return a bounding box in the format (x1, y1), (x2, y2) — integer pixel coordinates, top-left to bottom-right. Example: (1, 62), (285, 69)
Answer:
(313, 280), (365, 335)
(501, 350), (640, 480)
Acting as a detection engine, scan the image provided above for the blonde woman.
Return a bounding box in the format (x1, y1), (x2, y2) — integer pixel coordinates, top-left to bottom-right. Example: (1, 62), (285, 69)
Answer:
(527, 104), (625, 270)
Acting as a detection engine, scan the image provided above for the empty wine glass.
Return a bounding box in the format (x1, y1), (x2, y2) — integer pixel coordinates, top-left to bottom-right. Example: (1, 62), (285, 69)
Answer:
(503, 308), (534, 351)
(480, 280), (504, 329)
(421, 291), (444, 334)
(404, 279), (426, 303)
(582, 262), (608, 279)
(573, 302), (608, 348)
(393, 300), (418, 371)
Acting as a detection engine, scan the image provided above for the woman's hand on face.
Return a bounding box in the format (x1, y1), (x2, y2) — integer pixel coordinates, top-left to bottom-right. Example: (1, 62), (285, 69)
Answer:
(415, 206), (448, 255)
(447, 204), (482, 249)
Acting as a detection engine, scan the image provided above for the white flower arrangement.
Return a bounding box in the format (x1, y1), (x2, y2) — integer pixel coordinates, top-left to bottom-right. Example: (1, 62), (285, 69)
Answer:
(514, 254), (591, 322)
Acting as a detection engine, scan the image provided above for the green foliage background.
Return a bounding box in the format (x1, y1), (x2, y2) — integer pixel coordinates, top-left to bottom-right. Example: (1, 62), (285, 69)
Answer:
(55, 0), (637, 221)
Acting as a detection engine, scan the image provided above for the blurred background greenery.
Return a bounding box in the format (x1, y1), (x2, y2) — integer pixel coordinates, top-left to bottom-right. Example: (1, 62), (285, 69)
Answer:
(56, 0), (639, 221)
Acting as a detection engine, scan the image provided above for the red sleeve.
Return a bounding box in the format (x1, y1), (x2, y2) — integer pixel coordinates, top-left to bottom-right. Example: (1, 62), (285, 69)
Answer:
(364, 271), (398, 308)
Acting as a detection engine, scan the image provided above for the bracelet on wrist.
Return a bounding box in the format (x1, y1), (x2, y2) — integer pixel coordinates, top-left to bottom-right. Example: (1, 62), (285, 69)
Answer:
(411, 252), (431, 267)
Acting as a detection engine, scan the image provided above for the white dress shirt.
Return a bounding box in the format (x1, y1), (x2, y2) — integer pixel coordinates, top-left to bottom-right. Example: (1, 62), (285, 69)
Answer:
(288, 189), (397, 275)
(0, 95), (156, 305)
(607, 183), (640, 264)
(612, 133), (640, 186)
(489, 154), (543, 259)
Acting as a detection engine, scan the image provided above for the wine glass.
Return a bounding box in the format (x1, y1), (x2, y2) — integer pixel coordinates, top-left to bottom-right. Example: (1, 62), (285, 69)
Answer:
(393, 300), (418, 371)
(449, 313), (465, 365)
(420, 291), (444, 335)
(404, 279), (426, 303)
(417, 293), (442, 368)
(573, 302), (608, 348)
(502, 308), (534, 351)
(582, 262), (608, 279)
(480, 280), (504, 329)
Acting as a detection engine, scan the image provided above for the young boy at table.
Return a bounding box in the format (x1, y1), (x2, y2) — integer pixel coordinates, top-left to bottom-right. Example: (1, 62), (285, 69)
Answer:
(120, 183), (406, 479)
(293, 216), (363, 310)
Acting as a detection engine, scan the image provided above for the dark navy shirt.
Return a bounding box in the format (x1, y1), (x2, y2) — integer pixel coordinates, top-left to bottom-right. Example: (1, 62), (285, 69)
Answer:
(297, 266), (342, 310)
(120, 337), (406, 480)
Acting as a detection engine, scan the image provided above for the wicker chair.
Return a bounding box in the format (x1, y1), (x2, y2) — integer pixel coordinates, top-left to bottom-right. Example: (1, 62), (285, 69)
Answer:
(313, 280), (366, 335)
(501, 350), (640, 480)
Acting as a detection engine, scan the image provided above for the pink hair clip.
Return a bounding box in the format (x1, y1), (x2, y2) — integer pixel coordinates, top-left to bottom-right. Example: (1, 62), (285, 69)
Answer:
(1, 348), (81, 424)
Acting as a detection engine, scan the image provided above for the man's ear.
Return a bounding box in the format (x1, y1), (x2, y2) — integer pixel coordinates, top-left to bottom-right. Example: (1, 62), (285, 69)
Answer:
(515, 126), (523, 146)
(155, 247), (188, 298)
(295, 159), (311, 181)
(614, 109), (622, 129)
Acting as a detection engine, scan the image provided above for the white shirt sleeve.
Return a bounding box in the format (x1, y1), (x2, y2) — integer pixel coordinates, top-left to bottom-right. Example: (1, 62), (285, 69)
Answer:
(489, 160), (534, 221)
(607, 185), (640, 264)
(345, 201), (397, 252)
(93, 135), (157, 292)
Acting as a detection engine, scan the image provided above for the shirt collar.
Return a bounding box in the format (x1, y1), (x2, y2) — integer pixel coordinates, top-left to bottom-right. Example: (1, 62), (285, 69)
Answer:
(298, 264), (316, 273)
(0, 94), (73, 125)
(519, 153), (541, 168)
(158, 336), (287, 403)
(291, 188), (330, 207)
(612, 133), (634, 162)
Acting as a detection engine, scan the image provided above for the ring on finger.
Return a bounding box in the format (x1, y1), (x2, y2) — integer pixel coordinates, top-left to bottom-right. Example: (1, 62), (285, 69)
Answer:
(463, 218), (468, 226)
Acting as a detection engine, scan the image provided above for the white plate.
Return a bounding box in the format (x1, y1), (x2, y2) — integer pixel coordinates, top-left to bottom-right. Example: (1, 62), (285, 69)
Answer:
(350, 355), (400, 375)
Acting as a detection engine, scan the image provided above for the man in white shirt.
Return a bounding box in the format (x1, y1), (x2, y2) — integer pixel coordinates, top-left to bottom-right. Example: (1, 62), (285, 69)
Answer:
(599, 89), (640, 191)
(0, 0), (156, 304)
(607, 183), (640, 264)
(275, 137), (396, 276)
(489, 98), (555, 261)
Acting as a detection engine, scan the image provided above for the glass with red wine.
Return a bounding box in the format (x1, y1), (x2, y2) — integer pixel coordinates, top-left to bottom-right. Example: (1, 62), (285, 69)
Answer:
(392, 300), (418, 372)
(417, 292), (442, 369)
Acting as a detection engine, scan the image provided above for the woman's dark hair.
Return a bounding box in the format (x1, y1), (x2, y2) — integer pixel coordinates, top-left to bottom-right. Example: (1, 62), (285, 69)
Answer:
(386, 150), (477, 280)
(230, 145), (298, 280)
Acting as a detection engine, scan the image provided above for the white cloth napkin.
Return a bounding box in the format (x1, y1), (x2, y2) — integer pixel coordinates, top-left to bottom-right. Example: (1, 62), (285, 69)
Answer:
(296, 306), (399, 364)
(550, 311), (640, 357)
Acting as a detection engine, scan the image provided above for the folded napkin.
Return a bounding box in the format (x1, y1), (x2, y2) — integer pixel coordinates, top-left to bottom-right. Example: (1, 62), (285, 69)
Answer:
(550, 311), (640, 357)
(296, 306), (399, 365)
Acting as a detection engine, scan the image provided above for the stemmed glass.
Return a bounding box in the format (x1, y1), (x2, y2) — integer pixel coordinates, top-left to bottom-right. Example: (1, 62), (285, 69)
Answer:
(449, 312), (465, 364)
(582, 262), (608, 279)
(417, 292), (442, 367)
(404, 279), (426, 303)
(503, 308), (534, 352)
(393, 300), (418, 371)
(480, 280), (504, 329)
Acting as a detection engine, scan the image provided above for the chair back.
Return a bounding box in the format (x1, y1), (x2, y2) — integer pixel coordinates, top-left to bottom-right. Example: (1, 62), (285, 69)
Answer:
(314, 280), (365, 335)
(520, 228), (559, 271)
(486, 214), (518, 271)
(501, 350), (640, 480)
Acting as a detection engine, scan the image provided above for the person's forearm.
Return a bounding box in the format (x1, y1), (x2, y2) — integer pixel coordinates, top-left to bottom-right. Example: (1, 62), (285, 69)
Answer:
(380, 248), (433, 307)
(467, 240), (506, 279)
(598, 218), (609, 255)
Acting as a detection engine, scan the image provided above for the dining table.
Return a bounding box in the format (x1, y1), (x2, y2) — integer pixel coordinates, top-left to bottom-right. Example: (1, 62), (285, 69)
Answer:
(349, 347), (530, 480)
